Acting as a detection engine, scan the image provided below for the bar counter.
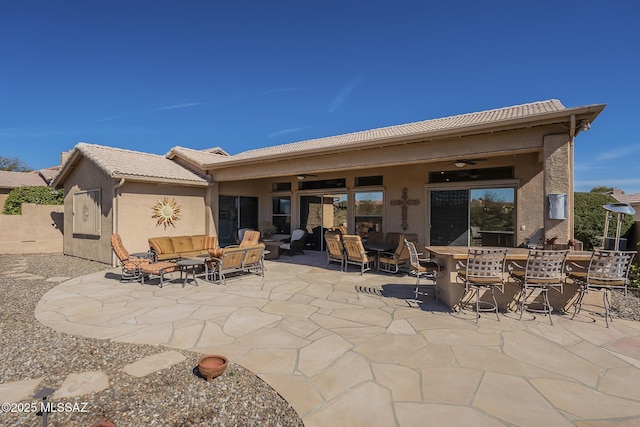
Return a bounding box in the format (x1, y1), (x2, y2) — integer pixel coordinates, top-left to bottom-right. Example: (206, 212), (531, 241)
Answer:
(424, 246), (593, 313)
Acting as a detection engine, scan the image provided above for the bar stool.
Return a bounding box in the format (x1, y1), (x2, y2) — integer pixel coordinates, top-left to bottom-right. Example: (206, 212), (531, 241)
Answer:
(456, 248), (508, 323)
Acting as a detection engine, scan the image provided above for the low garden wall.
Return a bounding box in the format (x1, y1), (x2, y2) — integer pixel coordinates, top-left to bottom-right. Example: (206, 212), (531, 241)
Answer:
(0, 203), (63, 254)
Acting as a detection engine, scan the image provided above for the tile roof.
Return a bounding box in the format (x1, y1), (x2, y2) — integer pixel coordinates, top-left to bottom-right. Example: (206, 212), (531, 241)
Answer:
(63, 143), (209, 185)
(224, 99), (569, 163)
(611, 192), (640, 204)
(0, 170), (48, 189)
(38, 167), (59, 184)
(166, 146), (233, 167)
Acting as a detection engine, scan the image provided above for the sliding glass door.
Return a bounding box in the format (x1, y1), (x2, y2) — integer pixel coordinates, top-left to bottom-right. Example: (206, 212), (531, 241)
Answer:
(218, 195), (259, 246)
(299, 194), (347, 251)
(430, 188), (514, 246)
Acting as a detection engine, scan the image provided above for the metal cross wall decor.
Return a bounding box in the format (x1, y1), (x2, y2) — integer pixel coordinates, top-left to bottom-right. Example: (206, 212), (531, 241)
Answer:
(390, 187), (420, 231)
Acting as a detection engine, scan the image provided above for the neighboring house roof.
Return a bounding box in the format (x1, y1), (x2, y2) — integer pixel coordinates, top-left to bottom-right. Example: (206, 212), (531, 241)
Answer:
(611, 192), (640, 205)
(202, 99), (605, 168)
(38, 167), (59, 184)
(0, 170), (48, 189)
(52, 143), (210, 188)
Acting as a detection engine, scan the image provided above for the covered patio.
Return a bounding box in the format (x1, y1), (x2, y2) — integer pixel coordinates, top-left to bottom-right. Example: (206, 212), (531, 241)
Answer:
(34, 252), (640, 427)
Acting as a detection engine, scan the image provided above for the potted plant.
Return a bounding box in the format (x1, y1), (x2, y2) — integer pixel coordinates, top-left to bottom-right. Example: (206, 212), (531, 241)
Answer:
(260, 222), (277, 239)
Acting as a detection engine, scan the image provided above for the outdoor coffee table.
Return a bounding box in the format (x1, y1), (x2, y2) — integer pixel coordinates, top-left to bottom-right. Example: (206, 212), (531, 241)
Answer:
(177, 258), (205, 287)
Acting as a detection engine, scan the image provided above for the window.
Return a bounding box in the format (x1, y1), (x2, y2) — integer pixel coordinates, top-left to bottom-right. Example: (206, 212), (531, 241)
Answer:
(298, 178), (346, 190)
(272, 182), (292, 192)
(73, 189), (101, 236)
(429, 167), (514, 184)
(272, 196), (291, 234)
(354, 191), (383, 238)
(355, 175), (383, 187)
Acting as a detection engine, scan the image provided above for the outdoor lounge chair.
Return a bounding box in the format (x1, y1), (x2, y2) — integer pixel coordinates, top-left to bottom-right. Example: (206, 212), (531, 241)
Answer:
(378, 235), (410, 273)
(324, 231), (346, 271)
(342, 234), (374, 275)
(568, 249), (636, 327)
(280, 228), (307, 255)
(139, 261), (180, 288)
(110, 233), (152, 282)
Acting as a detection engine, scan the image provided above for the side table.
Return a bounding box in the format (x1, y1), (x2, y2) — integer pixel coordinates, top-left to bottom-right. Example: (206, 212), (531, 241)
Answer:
(176, 259), (204, 287)
(263, 240), (282, 259)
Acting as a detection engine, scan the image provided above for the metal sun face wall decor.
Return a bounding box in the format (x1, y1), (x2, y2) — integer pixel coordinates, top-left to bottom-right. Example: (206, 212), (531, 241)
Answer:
(151, 197), (181, 229)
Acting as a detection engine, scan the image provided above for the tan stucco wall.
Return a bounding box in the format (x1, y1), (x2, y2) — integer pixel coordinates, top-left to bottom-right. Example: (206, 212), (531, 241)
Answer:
(0, 204), (63, 254)
(61, 159), (114, 264)
(115, 182), (212, 255)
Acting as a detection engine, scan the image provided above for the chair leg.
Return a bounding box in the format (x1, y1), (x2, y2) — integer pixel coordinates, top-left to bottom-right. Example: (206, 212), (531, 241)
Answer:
(474, 287), (481, 324)
(490, 286), (500, 322)
(542, 288), (553, 325)
(571, 285), (586, 320)
(603, 289), (612, 328)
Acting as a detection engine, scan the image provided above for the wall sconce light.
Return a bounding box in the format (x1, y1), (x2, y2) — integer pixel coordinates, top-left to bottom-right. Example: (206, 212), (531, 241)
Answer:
(454, 161), (466, 168)
(581, 121), (591, 131)
(296, 175), (305, 181)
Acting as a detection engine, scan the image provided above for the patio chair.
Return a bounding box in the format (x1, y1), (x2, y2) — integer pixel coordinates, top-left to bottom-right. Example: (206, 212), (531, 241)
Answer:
(342, 234), (375, 275)
(239, 230), (261, 247)
(280, 228), (307, 256)
(110, 233), (151, 282)
(405, 239), (439, 303)
(509, 249), (568, 325)
(324, 231), (346, 271)
(456, 248), (507, 323)
(568, 249), (636, 328)
(378, 235), (410, 273)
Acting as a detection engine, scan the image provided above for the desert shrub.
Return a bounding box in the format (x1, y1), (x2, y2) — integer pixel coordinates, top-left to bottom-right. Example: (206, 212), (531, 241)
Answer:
(574, 192), (634, 250)
(2, 186), (64, 215)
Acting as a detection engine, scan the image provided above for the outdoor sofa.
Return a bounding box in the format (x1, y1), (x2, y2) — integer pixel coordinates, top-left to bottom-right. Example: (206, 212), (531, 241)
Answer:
(207, 243), (266, 284)
(149, 235), (218, 261)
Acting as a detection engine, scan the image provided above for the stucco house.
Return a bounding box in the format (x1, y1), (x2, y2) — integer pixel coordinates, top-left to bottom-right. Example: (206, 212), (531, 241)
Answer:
(51, 99), (605, 265)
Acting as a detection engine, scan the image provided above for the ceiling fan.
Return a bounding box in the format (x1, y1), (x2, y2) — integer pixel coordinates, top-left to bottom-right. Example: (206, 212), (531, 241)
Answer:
(296, 173), (318, 180)
(450, 158), (488, 168)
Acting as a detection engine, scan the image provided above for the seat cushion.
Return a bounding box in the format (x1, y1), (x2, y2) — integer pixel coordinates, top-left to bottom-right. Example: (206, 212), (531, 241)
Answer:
(190, 235), (207, 250)
(149, 237), (174, 255)
(171, 236), (195, 253)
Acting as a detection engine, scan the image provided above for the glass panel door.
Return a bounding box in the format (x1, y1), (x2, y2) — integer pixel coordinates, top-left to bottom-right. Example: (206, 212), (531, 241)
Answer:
(470, 188), (515, 247)
(429, 188), (515, 247)
(299, 193), (347, 251)
(430, 190), (469, 246)
(218, 195), (259, 246)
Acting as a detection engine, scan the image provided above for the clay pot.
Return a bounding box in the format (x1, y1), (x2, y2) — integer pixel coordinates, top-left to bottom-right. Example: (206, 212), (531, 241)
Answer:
(198, 355), (228, 381)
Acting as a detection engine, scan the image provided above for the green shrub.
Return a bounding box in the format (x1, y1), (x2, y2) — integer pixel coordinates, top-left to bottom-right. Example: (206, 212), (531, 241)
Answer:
(2, 186), (64, 215)
(574, 192), (634, 250)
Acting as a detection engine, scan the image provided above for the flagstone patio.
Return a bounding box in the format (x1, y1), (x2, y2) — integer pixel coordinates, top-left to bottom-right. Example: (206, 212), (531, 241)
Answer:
(33, 252), (640, 426)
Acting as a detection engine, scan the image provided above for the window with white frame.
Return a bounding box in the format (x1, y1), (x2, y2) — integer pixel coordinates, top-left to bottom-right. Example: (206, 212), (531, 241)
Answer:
(354, 191), (383, 238)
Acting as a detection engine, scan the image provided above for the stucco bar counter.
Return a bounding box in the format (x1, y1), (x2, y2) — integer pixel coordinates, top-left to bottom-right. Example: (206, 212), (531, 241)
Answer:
(425, 246), (593, 313)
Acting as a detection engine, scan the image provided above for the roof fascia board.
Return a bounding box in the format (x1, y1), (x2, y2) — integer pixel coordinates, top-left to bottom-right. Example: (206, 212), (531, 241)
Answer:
(205, 104), (605, 170)
(111, 174), (211, 187)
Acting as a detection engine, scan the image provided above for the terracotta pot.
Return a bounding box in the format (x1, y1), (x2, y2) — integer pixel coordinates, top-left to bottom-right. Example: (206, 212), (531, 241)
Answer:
(198, 355), (228, 381)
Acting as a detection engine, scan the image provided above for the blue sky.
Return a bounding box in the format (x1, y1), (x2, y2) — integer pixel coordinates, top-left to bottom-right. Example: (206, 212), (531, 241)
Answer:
(1, 1), (639, 193)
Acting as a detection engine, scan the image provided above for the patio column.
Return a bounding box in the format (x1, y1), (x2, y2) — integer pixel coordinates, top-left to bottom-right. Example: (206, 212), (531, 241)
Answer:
(543, 134), (572, 244)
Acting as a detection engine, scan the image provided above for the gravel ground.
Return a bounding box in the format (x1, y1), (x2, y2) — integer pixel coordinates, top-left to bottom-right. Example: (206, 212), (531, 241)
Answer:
(0, 254), (304, 427)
